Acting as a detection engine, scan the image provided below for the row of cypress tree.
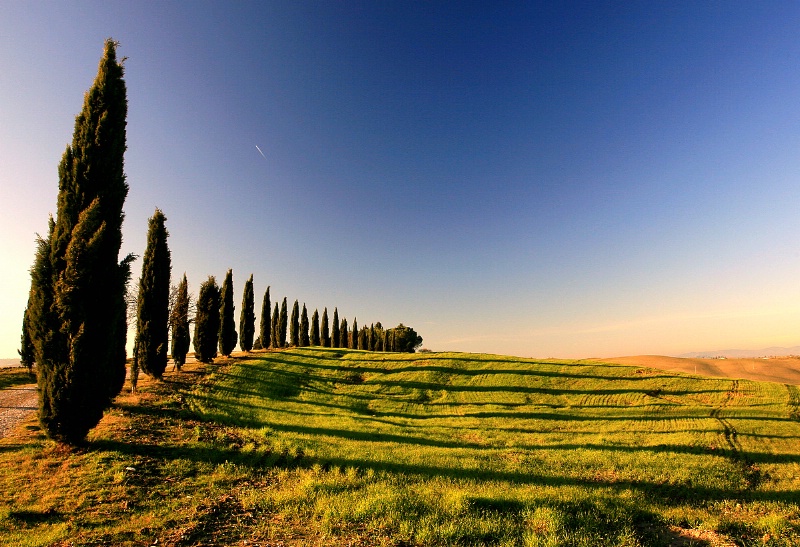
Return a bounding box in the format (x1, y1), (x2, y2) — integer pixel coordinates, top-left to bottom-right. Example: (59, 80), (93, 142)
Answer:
(184, 271), (424, 361)
(20, 39), (422, 445)
(128, 219), (423, 374)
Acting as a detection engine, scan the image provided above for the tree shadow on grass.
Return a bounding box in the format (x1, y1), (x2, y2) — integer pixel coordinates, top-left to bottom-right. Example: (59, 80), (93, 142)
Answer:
(275, 349), (692, 383)
(162, 351), (800, 538)
(88, 434), (721, 545)
(7, 507), (64, 525)
(89, 426), (800, 509)
(222, 356), (725, 412)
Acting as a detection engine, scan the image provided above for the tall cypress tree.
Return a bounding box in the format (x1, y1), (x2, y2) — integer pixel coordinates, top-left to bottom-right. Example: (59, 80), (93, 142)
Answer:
(321, 307), (330, 347)
(28, 221), (54, 369)
(374, 322), (384, 351)
(358, 327), (367, 350)
(340, 317), (348, 351)
(279, 297), (288, 348)
(272, 302), (279, 349)
(18, 301), (34, 372)
(170, 273), (191, 370)
(351, 318), (358, 350)
(28, 40), (133, 444)
(239, 274), (255, 352)
(300, 304), (310, 346)
(219, 269), (237, 357)
(332, 308), (340, 348)
(311, 309), (320, 346)
(194, 276), (220, 363)
(259, 286), (271, 350)
(290, 300), (300, 346)
(368, 323), (375, 351)
(135, 209), (171, 379)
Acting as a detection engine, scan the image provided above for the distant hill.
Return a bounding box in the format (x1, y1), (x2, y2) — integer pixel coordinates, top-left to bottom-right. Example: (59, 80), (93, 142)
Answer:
(678, 346), (800, 358)
(0, 358), (21, 368)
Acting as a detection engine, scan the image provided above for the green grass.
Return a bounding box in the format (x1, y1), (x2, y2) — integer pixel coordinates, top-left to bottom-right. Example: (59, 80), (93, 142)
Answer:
(1, 348), (799, 546)
(0, 367), (35, 389)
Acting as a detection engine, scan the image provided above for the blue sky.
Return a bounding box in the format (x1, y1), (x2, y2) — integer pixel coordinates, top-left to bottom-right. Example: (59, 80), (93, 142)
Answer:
(3, 1), (800, 359)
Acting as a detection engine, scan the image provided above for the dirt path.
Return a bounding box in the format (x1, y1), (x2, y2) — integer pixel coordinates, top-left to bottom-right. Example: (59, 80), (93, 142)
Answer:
(0, 384), (37, 438)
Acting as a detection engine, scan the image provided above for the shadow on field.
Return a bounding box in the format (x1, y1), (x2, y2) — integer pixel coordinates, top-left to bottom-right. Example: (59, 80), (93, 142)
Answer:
(185, 390), (800, 466)
(229, 353), (725, 403)
(92, 349), (800, 546)
(105, 359), (800, 510)
(7, 508), (63, 525)
(279, 348), (692, 383)
(90, 436), (713, 546)
(94, 401), (800, 510)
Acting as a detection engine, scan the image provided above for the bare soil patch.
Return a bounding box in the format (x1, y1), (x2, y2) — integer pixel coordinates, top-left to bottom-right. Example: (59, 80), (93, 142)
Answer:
(0, 384), (37, 439)
(594, 355), (800, 385)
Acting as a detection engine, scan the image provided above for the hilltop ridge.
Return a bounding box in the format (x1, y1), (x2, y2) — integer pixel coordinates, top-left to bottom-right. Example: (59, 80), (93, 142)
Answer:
(678, 346), (800, 358)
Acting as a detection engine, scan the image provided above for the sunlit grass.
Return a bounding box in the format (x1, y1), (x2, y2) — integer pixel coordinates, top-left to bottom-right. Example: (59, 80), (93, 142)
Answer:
(0, 367), (35, 389)
(189, 348), (800, 545)
(0, 348), (798, 545)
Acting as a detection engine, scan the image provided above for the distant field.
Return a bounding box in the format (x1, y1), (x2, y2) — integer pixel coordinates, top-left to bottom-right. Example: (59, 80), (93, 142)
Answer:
(597, 355), (800, 386)
(0, 348), (798, 546)
(0, 359), (20, 369)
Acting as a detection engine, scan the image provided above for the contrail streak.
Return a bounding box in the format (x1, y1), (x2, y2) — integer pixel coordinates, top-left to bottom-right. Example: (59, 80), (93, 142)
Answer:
(255, 145), (266, 159)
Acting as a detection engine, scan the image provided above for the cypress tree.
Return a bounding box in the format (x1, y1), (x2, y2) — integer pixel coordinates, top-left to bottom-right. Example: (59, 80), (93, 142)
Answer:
(321, 307), (330, 347)
(272, 302), (280, 349)
(279, 297), (288, 348)
(311, 309), (320, 346)
(332, 308), (340, 348)
(375, 325), (384, 351)
(28, 40), (133, 444)
(135, 209), (171, 379)
(28, 220), (55, 369)
(290, 300), (300, 346)
(170, 273), (190, 370)
(259, 286), (271, 350)
(358, 327), (367, 350)
(340, 318), (348, 351)
(351, 318), (358, 350)
(130, 338), (140, 392)
(194, 276), (220, 363)
(239, 274), (255, 352)
(368, 323), (375, 351)
(219, 269), (237, 357)
(300, 304), (310, 346)
(18, 301), (34, 372)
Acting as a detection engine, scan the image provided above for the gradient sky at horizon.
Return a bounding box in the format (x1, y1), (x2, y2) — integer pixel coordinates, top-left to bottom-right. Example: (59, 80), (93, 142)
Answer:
(2, 1), (800, 359)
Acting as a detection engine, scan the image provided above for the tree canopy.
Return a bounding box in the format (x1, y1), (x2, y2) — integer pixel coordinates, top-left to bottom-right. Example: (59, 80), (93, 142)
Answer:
(29, 39), (132, 444)
(135, 209), (171, 379)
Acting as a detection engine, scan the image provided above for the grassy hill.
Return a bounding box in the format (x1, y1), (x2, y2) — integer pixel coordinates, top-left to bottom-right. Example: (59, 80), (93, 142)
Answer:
(1, 348), (799, 546)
